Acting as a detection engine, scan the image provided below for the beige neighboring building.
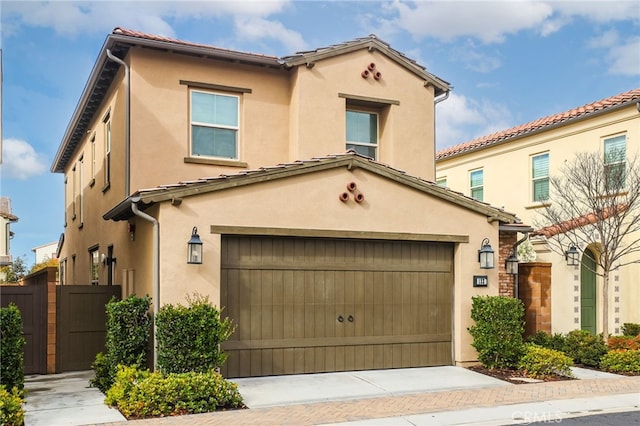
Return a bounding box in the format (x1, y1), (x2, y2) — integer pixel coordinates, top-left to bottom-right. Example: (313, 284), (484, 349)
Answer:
(0, 197), (18, 267)
(436, 89), (640, 337)
(32, 241), (59, 265)
(52, 28), (525, 377)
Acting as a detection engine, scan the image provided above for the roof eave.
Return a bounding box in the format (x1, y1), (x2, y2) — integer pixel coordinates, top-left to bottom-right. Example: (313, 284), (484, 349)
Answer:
(437, 98), (639, 162)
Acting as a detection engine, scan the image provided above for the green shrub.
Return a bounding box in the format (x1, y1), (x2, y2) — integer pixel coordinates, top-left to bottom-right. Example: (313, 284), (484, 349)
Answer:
(156, 294), (234, 374)
(525, 331), (565, 352)
(468, 296), (525, 369)
(0, 304), (26, 391)
(91, 295), (152, 392)
(621, 323), (640, 337)
(0, 385), (24, 426)
(607, 335), (640, 351)
(600, 349), (640, 373)
(563, 329), (608, 367)
(105, 365), (243, 419)
(518, 344), (574, 378)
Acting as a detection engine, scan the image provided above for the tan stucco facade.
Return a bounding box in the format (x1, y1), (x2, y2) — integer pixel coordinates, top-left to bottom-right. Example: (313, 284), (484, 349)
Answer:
(437, 101), (640, 335)
(53, 30), (521, 368)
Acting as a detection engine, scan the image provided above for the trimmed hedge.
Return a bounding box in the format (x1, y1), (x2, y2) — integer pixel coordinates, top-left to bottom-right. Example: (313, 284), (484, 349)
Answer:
(563, 330), (608, 367)
(600, 349), (640, 373)
(156, 295), (234, 374)
(518, 344), (573, 378)
(91, 295), (152, 392)
(607, 335), (640, 351)
(105, 365), (244, 419)
(468, 296), (525, 369)
(0, 385), (24, 426)
(622, 323), (640, 337)
(0, 304), (26, 391)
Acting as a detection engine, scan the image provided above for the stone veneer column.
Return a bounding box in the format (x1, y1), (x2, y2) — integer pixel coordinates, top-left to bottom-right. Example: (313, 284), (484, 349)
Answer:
(498, 231), (517, 297)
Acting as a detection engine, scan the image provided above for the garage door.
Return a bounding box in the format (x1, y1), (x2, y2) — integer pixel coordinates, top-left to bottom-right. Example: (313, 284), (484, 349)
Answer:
(220, 236), (453, 378)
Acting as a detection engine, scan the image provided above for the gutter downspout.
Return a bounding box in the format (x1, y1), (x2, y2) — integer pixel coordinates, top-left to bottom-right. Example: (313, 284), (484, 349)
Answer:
(131, 198), (159, 370)
(433, 88), (451, 182)
(106, 49), (131, 196)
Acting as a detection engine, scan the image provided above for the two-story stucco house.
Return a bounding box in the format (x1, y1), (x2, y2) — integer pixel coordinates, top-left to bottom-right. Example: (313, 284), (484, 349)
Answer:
(52, 28), (526, 377)
(436, 89), (640, 337)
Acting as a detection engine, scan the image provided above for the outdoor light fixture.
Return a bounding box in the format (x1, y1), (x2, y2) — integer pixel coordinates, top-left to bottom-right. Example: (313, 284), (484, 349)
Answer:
(187, 227), (203, 264)
(478, 238), (495, 269)
(565, 245), (579, 267)
(506, 250), (519, 275)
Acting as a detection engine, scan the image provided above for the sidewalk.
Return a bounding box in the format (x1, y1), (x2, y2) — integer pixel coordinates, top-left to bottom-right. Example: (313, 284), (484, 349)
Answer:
(24, 367), (639, 426)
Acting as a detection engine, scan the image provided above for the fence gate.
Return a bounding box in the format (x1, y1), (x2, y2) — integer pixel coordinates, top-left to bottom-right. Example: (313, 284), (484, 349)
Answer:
(56, 285), (121, 372)
(0, 284), (47, 374)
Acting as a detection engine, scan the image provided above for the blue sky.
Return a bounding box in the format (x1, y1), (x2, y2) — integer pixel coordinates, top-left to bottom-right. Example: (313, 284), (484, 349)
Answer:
(1, 0), (639, 265)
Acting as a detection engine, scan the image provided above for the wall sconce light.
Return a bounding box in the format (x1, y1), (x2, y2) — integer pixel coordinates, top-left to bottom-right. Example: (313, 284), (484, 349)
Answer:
(565, 245), (579, 267)
(506, 250), (519, 275)
(478, 238), (495, 269)
(187, 227), (203, 264)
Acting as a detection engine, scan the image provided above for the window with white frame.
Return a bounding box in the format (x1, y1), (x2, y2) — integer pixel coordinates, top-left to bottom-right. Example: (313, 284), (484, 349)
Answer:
(103, 112), (111, 190)
(346, 110), (378, 159)
(190, 90), (239, 159)
(470, 169), (484, 201)
(436, 177), (447, 187)
(532, 152), (549, 202)
(79, 155), (84, 226)
(90, 133), (96, 185)
(604, 134), (626, 192)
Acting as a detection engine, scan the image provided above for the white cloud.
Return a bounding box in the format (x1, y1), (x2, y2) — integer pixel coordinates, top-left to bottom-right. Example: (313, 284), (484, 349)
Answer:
(607, 37), (640, 76)
(233, 16), (307, 52)
(588, 30), (620, 49)
(452, 40), (502, 73)
(1, 138), (48, 180)
(386, 1), (554, 43)
(435, 93), (513, 149)
(2, 1), (295, 45)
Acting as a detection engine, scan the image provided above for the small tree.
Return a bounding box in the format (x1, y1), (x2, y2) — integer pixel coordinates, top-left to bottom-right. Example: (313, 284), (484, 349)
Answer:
(535, 151), (640, 340)
(0, 256), (28, 283)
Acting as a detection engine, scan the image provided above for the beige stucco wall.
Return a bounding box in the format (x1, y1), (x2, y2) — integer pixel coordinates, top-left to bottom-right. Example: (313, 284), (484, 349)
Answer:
(437, 105), (640, 334)
(150, 166), (502, 365)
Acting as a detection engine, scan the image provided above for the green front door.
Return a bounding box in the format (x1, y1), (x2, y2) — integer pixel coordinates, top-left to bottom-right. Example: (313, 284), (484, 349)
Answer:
(580, 249), (597, 334)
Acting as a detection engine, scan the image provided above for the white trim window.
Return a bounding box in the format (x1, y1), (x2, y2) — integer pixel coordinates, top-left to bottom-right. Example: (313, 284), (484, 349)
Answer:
(604, 134), (626, 192)
(90, 247), (99, 285)
(436, 177), (447, 187)
(190, 90), (239, 159)
(470, 169), (484, 201)
(346, 110), (378, 159)
(531, 152), (549, 202)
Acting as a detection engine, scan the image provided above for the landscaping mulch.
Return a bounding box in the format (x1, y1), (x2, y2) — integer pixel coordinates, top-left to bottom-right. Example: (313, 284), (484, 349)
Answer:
(467, 365), (574, 384)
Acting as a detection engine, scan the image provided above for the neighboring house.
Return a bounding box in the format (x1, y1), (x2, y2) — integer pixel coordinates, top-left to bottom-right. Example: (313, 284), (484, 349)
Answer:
(436, 88), (640, 337)
(0, 197), (18, 267)
(32, 241), (59, 265)
(52, 28), (525, 377)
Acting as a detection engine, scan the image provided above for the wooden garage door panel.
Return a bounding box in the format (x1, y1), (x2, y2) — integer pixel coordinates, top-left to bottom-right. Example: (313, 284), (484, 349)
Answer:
(221, 236), (453, 378)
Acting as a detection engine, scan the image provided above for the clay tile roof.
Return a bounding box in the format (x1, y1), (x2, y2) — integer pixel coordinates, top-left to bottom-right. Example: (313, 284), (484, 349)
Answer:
(533, 203), (627, 238)
(112, 27), (279, 61)
(436, 88), (640, 161)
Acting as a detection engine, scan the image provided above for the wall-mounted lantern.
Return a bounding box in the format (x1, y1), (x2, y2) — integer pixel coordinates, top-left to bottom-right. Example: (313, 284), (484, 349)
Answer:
(565, 245), (579, 267)
(506, 250), (519, 275)
(187, 227), (203, 264)
(478, 238), (495, 269)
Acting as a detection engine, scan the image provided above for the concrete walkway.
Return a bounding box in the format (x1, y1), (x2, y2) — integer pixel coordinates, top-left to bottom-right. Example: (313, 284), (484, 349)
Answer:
(23, 367), (639, 426)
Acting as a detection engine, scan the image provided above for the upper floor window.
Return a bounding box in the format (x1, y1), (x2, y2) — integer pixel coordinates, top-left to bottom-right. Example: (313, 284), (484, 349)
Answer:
(190, 90), (239, 159)
(604, 134), (626, 192)
(436, 177), (447, 187)
(470, 169), (484, 201)
(346, 110), (378, 159)
(90, 133), (96, 185)
(532, 153), (549, 202)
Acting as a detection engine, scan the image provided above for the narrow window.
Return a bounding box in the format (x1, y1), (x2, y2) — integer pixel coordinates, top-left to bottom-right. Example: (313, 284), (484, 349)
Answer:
(90, 247), (99, 285)
(604, 134), (626, 192)
(470, 169), (484, 201)
(90, 133), (96, 185)
(190, 90), (239, 159)
(436, 177), (447, 187)
(72, 164), (77, 220)
(79, 155), (84, 226)
(346, 110), (378, 159)
(103, 112), (111, 190)
(532, 153), (549, 202)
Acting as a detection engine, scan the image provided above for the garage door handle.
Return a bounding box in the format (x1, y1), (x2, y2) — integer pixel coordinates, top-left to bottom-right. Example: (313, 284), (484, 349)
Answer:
(348, 315), (354, 322)
(337, 315), (344, 323)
